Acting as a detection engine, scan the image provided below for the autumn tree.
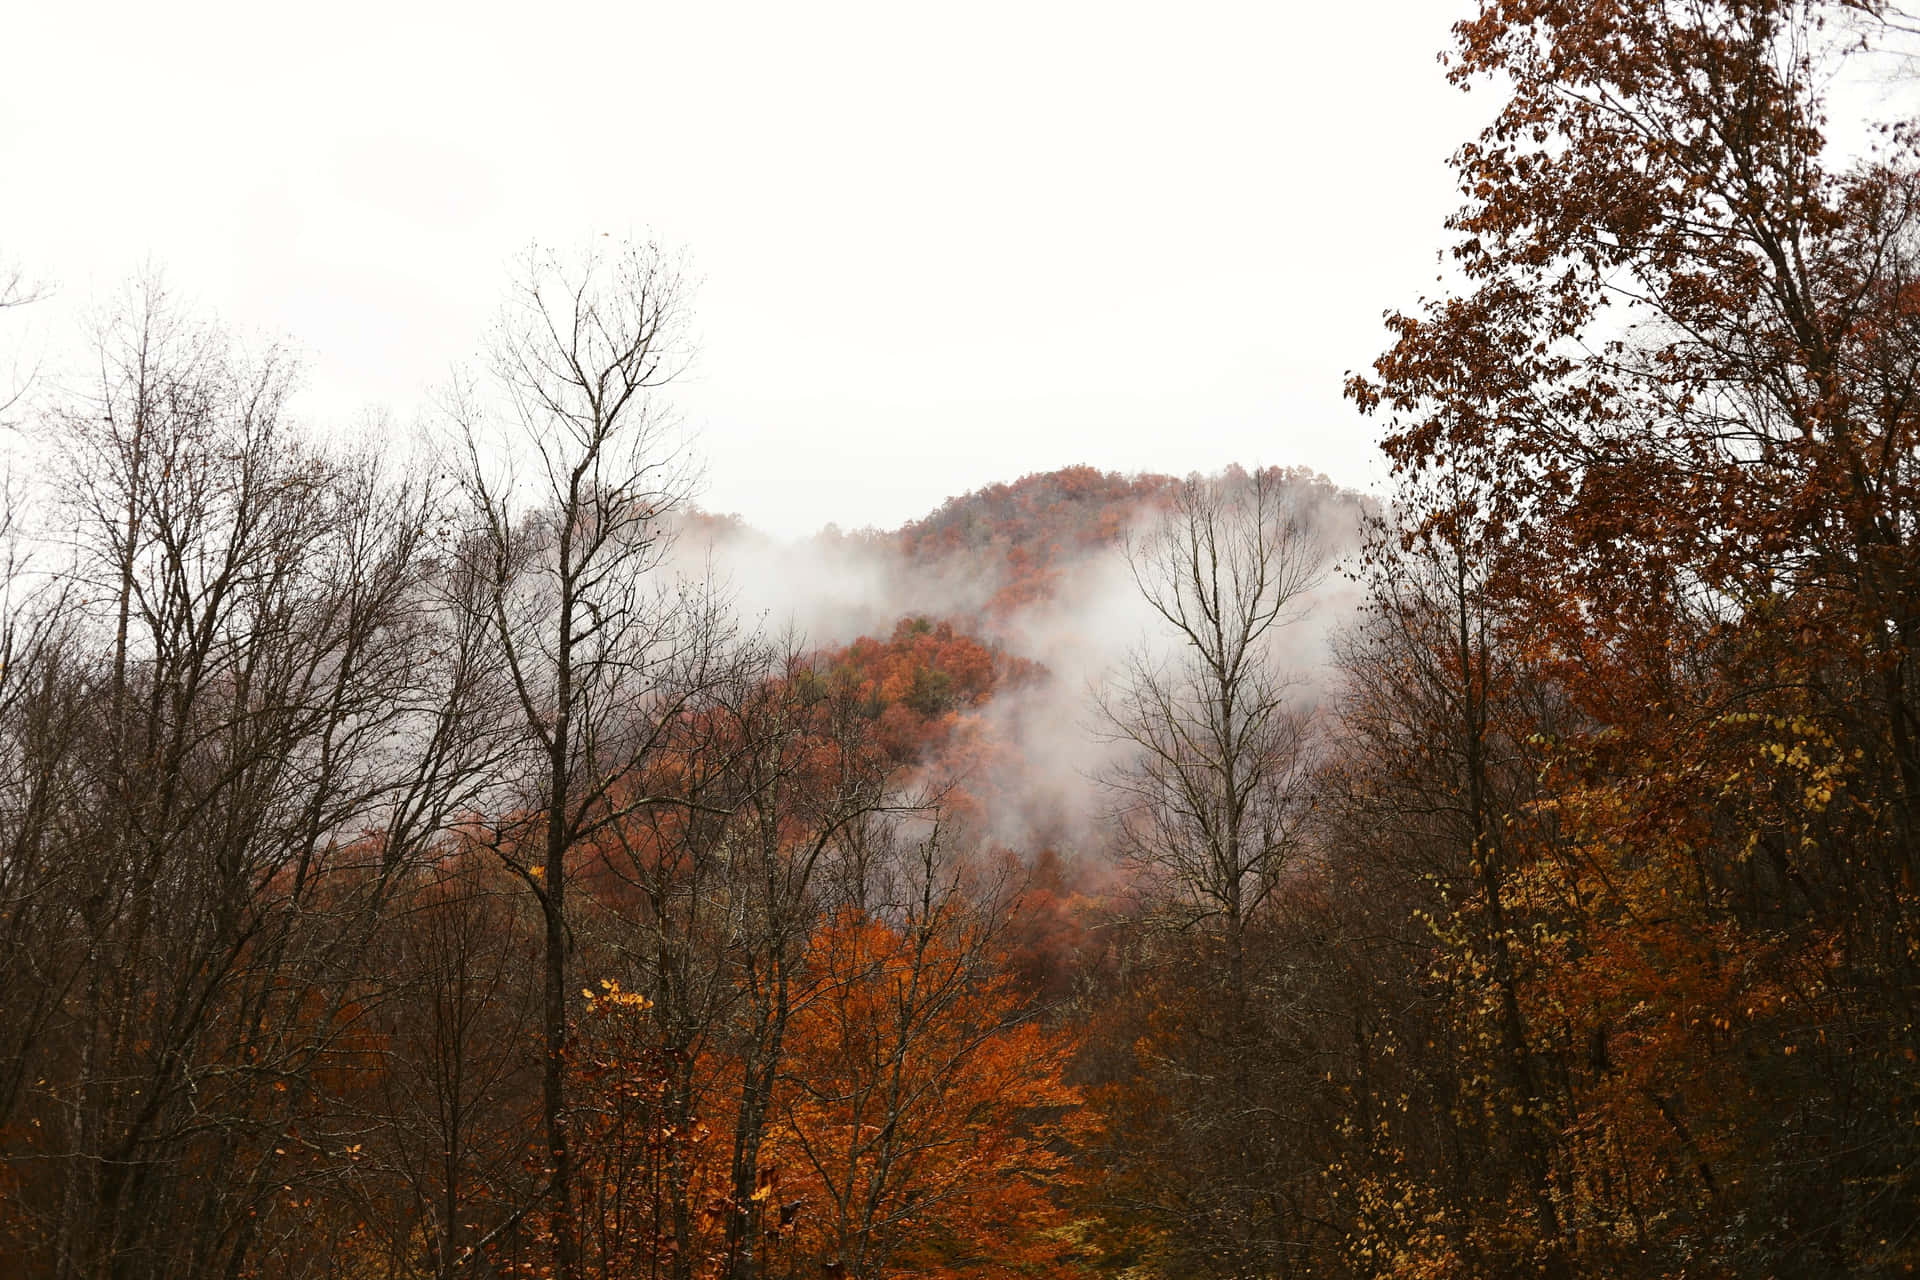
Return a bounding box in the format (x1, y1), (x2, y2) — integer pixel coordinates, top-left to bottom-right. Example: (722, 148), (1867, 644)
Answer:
(576, 635), (908, 1280)
(1313, 508), (1576, 1277)
(1346, 0), (1920, 1272)
(773, 825), (1082, 1280)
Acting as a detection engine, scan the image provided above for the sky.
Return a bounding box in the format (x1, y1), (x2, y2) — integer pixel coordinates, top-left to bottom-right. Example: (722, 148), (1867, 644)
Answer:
(1, 0), (1488, 536)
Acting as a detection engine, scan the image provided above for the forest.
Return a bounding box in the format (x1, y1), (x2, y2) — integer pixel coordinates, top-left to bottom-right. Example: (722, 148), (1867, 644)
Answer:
(5, 1), (1920, 1276)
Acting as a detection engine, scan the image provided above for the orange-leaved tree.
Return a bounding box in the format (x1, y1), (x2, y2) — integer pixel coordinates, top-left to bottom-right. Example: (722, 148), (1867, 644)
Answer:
(770, 853), (1082, 1280)
(1347, 0), (1920, 1272)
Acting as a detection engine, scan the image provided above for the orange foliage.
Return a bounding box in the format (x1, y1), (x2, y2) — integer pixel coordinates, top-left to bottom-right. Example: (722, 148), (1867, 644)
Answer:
(894, 464), (1351, 617)
(814, 617), (1038, 789)
(768, 911), (1084, 1279)
(548, 910), (1087, 1280)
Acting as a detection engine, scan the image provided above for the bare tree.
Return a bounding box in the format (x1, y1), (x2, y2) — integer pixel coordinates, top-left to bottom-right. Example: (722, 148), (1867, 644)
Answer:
(1097, 469), (1325, 980)
(0, 280), (469, 1280)
(0, 261), (30, 307)
(358, 858), (545, 1280)
(447, 239), (699, 1280)
(0, 254), (43, 426)
(1091, 468), (1327, 1278)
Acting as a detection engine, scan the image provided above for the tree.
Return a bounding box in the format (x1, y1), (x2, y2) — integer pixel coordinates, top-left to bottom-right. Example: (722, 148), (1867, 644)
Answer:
(1089, 467), (1328, 1276)
(1347, 1), (1920, 1271)
(1098, 467), (1325, 1014)
(584, 636), (905, 1280)
(0, 254), (41, 425)
(1316, 508), (1574, 1277)
(0, 281), (470, 1279)
(773, 829), (1082, 1280)
(448, 238), (701, 1280)
(355, 854), (546, 1280)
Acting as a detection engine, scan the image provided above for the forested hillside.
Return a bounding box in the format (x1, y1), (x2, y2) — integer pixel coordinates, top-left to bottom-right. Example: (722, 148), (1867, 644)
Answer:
(5, 2), (1920, 1278)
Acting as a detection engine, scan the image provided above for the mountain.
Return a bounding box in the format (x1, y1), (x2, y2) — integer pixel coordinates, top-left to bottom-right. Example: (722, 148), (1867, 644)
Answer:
(679, 463), (1372, 865)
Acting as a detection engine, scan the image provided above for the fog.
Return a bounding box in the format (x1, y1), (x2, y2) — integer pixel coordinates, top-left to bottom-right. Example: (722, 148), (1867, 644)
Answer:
(669, 469), (1372, 858)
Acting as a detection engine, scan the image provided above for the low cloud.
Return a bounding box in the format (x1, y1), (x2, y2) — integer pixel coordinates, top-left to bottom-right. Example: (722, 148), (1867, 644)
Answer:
(667, 468), (1373, 861)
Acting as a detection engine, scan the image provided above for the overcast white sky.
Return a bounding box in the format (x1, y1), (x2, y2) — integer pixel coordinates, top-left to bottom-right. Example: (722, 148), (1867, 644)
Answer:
(2, 0), (1486, 536)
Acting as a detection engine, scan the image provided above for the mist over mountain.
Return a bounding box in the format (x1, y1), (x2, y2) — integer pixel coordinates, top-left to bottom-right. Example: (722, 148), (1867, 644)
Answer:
(672, 463), (1373, 857)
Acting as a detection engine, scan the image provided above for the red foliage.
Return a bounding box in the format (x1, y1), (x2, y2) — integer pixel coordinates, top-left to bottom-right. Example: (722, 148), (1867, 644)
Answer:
(892, 464), (1356, 617)
(813, 616), (1037, 767)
